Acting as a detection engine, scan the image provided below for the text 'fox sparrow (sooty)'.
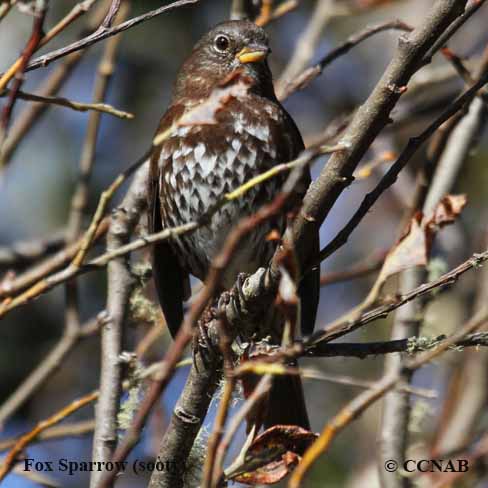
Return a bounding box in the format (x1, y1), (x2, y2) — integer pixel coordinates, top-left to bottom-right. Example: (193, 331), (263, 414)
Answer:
(148, 20), (319, 429)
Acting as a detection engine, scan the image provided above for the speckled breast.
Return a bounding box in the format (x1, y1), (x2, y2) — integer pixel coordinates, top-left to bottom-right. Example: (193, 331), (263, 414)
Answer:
(158, 95), (298, 288)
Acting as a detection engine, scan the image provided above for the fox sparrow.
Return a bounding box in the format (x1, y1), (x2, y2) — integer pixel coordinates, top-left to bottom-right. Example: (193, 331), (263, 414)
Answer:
(148, 20), (319, 429)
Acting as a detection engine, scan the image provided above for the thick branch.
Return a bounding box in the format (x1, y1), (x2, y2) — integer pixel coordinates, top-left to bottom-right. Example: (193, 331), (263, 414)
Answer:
(288, 0), (469, 274)
(305, 332), (488, 358)
(89, 165), (147, 488)
(378, 48), (488, 488)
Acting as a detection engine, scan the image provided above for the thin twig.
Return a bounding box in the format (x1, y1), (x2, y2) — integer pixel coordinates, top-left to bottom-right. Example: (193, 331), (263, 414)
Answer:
(421, 0), (488, 67)
(285, 0), (470, 286)
(214, 375), (273, 485)
(0, 218), (109, 299)
(22, 0), (200, 73)
(308, 249), (488, 345)
(0, 232), (66, 269)
(202, 319), (237, 488)
(101, 0), (121, 28)
(0, 314), (101, 426)
(0, 0), (49, 156)
(0, 357), (189, 453)
(0, 0), (112, 165)
(255, 0), (298, 27)
(0, 0), (17, 22)
(319, 71), (488, 263)
(289, 307), (488, 488)
(0, 390), (99, 482)
(320, 250), (386, 286)
(278, 19), (413, 100)
(67, 2), (129, 241)
(277, 0), (342, 97)
(0, 89), (133, 119)
(0, 419), (95, 451)
(306, 332), (488, 358)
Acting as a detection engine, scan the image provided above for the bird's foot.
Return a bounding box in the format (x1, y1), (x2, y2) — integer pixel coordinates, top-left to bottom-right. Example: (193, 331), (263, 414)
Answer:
(229, 269), (267, 337)
(192, 296), (229, 369)
(192, 318), (217, 371)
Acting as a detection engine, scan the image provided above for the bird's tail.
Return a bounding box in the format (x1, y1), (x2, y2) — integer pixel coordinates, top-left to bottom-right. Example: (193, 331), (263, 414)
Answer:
(243, 365), (310, 432)
(263, 371), (310, 430)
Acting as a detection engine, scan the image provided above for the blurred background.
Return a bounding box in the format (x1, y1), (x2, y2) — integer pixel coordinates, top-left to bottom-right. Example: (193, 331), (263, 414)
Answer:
(1, 0), (488, 486)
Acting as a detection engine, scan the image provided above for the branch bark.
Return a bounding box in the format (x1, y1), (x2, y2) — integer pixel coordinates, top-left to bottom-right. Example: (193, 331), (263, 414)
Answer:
(287, 0), (469, 276)
(89, 165), (148, 488)
(22, 0), (199, 73)
(378, 47), (488, 488)
(0, 0), (112, 165)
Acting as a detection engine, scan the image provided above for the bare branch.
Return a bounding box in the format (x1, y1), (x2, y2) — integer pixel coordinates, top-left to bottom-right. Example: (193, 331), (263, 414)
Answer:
(0, 419), (95, 451)
(0, 1), (17, 22)
(290, 306), (488, 487)
(319, 70), (488, 263)
(378, 47), (488, 488)
(0, 314), (101, 426)
(0, 232), (65, 269)
(0, 0), (111, 165)
(255, 0), (298, 27)
(309, 249), (488, 345)
(277, 0), (341, 95)
(278, 19), (413, 100)
(288, 0), (470, 277)
(67, 3), (129, 241)
(306, 332), (488, 358)
(0, 389), (99, 482)
(0, 0), (49, 158)
(0, 218), (109, 299)
(320, 250), (387, 286)
(89, 163), (147, 488)
(0, 89), (133, 119)
(22, 0), (200, 73)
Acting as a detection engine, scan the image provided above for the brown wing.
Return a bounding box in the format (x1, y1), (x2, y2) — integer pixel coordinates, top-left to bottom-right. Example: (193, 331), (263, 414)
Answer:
(279, 106), (320, 337)
(148, 105), (190, 339)
(262, 104), (319, 429)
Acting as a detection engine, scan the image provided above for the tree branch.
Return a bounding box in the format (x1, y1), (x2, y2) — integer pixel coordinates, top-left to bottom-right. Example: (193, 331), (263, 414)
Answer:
(22, 0), (199, 74)
(0, 0), (49, 159)
(288, 0), (469, 277)
(89, 163), (147, 488)
(290, 305), (488, 487)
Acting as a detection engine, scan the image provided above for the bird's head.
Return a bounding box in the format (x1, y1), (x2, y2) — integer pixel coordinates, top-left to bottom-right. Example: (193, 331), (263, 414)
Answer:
(173, 20), (275, 102)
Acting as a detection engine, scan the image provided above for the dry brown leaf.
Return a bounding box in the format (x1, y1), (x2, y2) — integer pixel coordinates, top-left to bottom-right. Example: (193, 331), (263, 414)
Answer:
(378, 213), (427, 283)
(178, 71), (253, 126)
(230, 425), (317, 485)
(378, 194), (467, 285)
(429, 194), (467, 228)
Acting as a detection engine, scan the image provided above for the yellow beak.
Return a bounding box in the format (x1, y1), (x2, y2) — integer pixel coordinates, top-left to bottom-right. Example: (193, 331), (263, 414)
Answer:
(236, 47), (268, 64)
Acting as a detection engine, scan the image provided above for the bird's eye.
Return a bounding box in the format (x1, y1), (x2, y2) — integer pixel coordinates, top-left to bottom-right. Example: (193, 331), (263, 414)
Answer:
(214, 35), (230, 52)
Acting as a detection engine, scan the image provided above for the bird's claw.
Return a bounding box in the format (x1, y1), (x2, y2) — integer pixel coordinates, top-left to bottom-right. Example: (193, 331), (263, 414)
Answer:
(192, 322), (213, 371)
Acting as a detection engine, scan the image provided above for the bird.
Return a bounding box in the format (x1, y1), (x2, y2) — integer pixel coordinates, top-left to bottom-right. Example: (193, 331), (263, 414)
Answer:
(148, 20), (319, 430)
